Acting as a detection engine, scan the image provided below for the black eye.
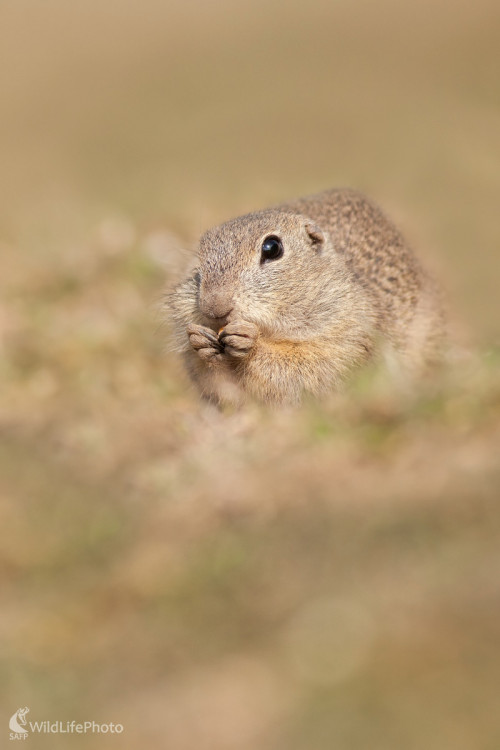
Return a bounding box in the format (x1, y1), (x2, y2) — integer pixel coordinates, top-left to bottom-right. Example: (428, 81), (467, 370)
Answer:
(261, 235), (284, 263)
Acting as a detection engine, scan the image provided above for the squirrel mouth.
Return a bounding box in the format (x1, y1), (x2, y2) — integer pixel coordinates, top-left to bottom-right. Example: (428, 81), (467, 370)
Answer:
(203, 314), (233, 332)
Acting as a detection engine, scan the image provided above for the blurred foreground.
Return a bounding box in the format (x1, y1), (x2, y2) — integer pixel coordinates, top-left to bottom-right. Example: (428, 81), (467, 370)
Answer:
(1, 1), (500, 748)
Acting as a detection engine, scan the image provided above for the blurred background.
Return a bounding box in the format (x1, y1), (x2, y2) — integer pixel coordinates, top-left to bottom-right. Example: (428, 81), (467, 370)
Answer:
(1, 0), (499, 748)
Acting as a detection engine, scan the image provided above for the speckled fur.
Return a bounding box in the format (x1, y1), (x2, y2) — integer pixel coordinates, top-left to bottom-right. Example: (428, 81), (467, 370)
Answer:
(168, 188), (445, 405)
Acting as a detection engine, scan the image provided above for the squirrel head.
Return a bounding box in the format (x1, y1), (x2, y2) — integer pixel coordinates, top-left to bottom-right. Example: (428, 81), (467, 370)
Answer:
(196, 210), (351, 338)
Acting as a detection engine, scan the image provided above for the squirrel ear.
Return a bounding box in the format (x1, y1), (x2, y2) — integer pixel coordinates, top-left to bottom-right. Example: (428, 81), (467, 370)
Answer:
(305, 222), (325, 250)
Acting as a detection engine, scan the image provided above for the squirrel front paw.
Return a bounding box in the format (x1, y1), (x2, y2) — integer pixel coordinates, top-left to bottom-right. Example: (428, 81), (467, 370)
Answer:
(219, 320), (259, 359)
(187, 323), (224, 361)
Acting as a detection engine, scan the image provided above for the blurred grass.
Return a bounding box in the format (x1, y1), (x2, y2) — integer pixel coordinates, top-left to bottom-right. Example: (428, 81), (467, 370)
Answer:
(1, 0), (500, 748)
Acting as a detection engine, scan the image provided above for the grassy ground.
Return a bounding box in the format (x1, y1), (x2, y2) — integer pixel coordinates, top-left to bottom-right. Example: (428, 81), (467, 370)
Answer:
(1, 1), (500, 748)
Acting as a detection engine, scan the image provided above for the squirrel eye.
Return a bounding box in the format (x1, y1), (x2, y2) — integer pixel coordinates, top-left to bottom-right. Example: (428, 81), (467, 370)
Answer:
(261, 235), (284, 263)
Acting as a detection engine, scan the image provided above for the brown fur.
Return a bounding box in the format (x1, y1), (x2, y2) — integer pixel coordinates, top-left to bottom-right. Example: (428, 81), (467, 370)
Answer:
(168, 188), (445, 405)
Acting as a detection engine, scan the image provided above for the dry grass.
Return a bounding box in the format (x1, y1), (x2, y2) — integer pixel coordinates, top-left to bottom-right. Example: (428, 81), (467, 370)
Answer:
(1, 1), (500, 748)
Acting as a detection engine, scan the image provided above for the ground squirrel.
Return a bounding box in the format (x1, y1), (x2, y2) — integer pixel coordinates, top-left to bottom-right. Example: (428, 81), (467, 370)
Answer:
(169, 188), (445, 405)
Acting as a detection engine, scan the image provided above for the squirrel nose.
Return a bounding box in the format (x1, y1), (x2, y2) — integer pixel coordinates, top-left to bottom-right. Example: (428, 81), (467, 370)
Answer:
(199, 288), (233, 321)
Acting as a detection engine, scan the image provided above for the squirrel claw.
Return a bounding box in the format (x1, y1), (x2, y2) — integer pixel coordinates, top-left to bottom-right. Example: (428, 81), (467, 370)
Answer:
(219, 320), (258, 359)
(187, 323), (224, 359)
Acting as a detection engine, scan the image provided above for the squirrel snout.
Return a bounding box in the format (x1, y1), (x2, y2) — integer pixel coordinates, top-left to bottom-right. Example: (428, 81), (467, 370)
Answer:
(198, 290), (234, 322)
